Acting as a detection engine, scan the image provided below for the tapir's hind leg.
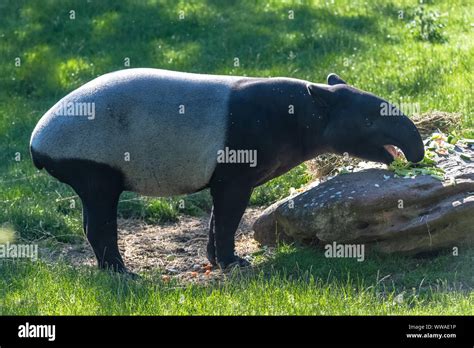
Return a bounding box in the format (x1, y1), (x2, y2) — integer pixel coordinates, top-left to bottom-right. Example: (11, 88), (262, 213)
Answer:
(80, 185), (125, 272)
(39, 156), (127, 272)
(209, 182), (253, 268)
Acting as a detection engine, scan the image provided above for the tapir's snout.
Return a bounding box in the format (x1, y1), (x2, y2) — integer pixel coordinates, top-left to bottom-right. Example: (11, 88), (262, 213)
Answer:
(380, 115), (425, 164)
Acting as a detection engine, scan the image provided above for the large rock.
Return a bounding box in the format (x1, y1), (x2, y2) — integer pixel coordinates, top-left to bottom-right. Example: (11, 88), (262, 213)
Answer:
(253, 139), (474, 255)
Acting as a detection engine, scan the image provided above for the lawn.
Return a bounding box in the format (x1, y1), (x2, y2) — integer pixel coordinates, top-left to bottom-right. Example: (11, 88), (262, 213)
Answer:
(1, 245), (473, 315)
(0, 0), (472, 315)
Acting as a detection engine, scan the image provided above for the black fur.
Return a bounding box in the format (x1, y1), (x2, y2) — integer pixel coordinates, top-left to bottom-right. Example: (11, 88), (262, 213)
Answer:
(207, 78), (331, 266)
(32, 148), (126, 272)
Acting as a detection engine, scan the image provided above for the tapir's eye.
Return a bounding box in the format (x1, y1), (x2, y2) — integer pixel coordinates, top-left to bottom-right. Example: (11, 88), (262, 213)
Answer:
(365, 118), (373, 127)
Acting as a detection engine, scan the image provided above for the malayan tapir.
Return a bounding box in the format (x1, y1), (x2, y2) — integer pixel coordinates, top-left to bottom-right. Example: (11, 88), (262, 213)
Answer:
(30, 68), (424, 272)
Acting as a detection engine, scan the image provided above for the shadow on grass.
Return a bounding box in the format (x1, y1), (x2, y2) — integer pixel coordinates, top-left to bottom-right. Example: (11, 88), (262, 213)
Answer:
(0, 0), (383, 100)
(253, 244), (473, 292)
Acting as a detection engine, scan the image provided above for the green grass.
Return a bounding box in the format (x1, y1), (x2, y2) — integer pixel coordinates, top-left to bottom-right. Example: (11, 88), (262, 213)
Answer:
(0, 0), (472, 315)
(1, 0), (472, 240)
(1, 245), (472, 315)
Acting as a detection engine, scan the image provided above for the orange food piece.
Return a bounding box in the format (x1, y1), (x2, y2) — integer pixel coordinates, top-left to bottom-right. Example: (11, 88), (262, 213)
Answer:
(205, 270), (211, 276)
(204, 264), (212, 271)
(191, 271), (198, 277)
(161, 275), (170, 282)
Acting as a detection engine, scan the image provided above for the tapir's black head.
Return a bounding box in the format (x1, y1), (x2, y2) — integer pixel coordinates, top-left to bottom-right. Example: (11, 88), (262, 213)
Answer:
(307, 74), (424, 164)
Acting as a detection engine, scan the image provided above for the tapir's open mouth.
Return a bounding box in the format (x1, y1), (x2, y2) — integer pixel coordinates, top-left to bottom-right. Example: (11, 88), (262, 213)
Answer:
(377, 115), (425, 164)
(383, 144), (405, 161)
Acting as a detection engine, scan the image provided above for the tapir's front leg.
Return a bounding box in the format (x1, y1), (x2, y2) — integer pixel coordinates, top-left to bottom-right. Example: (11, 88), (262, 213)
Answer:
(209, 182), (253, 269)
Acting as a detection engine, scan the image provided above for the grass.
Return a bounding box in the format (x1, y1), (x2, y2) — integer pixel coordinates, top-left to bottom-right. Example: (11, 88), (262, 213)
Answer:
(0, 0), (472, 315)
(0, 245), (472, 315)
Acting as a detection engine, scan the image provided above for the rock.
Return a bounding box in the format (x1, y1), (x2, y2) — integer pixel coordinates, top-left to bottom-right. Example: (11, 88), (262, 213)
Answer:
(253, 137), (474, 255)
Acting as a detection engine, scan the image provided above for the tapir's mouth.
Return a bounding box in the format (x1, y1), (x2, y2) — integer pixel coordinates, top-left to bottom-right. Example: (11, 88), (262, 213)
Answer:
(383, 144), (404, 161)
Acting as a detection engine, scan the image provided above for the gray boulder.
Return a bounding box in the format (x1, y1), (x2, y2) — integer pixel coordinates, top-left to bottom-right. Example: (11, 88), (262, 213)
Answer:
(253, 139), (474, 255)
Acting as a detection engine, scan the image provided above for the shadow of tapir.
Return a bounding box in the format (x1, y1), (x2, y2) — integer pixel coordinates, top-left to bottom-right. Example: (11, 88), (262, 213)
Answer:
(30, 69), (424, 272)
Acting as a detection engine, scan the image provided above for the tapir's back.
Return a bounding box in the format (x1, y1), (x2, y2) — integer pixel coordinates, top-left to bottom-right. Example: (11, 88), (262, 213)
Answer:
(30, 68), (246, 196)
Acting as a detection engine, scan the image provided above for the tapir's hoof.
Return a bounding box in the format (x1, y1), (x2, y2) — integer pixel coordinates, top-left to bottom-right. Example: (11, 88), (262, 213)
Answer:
(207, 252), (217, 267)
(101, 263), (139, 279)
(115, 266), (140, 279)
(217, 256), (251, 270)
(123, 270), (141, 279)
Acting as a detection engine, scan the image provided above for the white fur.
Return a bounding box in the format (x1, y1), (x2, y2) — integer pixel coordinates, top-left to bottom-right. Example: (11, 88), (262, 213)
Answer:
(30, 68), (247, 196)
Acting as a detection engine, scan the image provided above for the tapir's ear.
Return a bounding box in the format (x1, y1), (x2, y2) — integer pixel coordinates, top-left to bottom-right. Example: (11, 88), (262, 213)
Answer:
(306, 84), (335, 108)
(327, 73), (347, 86)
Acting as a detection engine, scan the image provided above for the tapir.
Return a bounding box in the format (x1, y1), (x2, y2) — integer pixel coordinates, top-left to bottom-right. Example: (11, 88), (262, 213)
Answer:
(30, 68), (424, 272)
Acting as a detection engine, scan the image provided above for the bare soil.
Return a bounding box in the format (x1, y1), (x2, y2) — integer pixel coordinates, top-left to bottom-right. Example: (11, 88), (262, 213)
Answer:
(42, 208), (264, 282)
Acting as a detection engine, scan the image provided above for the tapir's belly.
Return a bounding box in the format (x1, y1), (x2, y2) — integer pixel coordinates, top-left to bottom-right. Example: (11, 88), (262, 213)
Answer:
(31, 69), (244, 196)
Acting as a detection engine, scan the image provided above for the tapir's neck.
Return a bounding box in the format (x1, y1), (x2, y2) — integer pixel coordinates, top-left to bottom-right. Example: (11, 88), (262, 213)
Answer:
(261, 78), (331, 161)
(293, 84), (331, 161)
(225, 78), (330, 185)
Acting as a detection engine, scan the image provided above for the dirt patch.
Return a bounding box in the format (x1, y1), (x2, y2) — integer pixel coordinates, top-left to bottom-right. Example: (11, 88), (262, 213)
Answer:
(41, 207), (264, 282)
